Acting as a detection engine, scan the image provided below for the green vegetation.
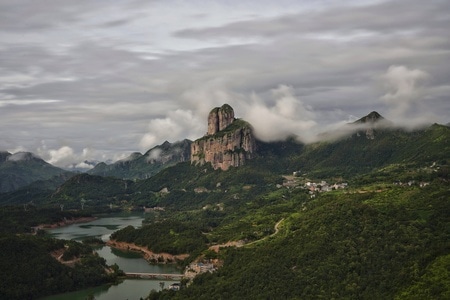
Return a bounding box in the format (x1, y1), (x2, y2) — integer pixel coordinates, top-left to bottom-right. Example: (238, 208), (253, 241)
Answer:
(0, 235), (120, 300)
(88, 139), (192, 180)
(0, 152), (72, 193)
(0, 206), (92, 234)
(111, 220), (207, 256)
(396, 254), (450, 299)
(150, 181), (449, 299)
(0, 207), (122, 299)
(0, 123), (449, 299)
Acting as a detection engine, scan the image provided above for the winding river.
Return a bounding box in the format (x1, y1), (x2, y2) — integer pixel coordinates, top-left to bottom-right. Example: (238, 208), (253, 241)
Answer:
(40, 213), (181, 300)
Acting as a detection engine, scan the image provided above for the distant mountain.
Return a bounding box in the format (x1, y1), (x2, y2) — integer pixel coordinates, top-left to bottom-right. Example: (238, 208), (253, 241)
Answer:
(89, 139), (192, 179)
(49, 173), (133, 208)
(65, 160), (100, 172)
(292, 122), (450, 177)
(353, 111), (386, 124)
(0, 151), (72, 193)
(350, 111), (393, 139)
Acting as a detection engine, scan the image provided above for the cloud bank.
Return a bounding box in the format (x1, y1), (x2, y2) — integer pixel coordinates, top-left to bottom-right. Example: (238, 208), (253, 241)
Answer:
(0, 0), (448, 167)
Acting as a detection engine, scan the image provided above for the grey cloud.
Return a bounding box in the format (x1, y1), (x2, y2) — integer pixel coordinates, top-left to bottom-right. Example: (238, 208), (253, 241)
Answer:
(175, 0), (450, 40)
(0, 0), (448, 166)
(0, 0), (94, 31)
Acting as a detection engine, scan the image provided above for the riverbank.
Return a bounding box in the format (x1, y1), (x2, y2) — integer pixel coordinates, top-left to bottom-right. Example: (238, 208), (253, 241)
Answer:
(36, 216), (97, 230)
(107, 240), (189, 263)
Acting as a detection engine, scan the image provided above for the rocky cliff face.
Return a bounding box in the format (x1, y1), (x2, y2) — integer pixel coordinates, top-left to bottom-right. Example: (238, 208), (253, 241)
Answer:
(191, 104), (256, 170)
(207, 104), (235, 135)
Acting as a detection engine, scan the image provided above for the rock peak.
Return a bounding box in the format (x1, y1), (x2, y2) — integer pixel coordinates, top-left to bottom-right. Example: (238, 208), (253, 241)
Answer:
(207, 104), (235, 135)
(354, 111), (384, 124)
(192, 104), (256, 170)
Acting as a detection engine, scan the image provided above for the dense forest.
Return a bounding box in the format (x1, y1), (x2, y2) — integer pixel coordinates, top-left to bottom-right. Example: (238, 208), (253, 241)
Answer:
(0, 234), (120, 299)
(0, 207), (121, 299)
(147, 182), (450, 299)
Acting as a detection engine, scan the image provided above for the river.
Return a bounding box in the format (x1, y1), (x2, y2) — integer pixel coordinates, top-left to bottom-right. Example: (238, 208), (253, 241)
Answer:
(40, 213), (182, 300)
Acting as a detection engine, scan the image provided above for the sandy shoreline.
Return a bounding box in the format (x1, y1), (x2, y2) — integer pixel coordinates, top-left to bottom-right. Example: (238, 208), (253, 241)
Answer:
(107, 240), (189, 263)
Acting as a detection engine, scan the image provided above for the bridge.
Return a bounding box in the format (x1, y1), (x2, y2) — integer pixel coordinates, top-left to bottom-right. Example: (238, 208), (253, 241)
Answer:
(125, 272), (184, 280)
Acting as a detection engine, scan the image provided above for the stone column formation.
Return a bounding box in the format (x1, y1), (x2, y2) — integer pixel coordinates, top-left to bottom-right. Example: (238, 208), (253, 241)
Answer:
(207, 104), (235, 135)
(192, 104), (256, 170)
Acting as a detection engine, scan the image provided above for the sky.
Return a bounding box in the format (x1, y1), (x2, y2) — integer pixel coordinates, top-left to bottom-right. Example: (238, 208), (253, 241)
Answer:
(1, 0), (449, 169)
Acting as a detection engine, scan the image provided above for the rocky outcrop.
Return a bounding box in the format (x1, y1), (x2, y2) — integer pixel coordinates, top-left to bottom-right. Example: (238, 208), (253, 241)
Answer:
(352, 111), (392, 139)
(207, 104), (235, 135)
(191, 104), (256, 170)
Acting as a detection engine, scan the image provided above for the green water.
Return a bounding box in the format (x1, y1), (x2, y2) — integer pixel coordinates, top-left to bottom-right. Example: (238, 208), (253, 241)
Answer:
(42, 279), (173, 300)
(41, 213), (181, 299)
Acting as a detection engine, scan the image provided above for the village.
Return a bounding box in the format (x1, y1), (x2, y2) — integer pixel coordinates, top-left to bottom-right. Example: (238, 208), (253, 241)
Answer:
(281, 171), (348, 198)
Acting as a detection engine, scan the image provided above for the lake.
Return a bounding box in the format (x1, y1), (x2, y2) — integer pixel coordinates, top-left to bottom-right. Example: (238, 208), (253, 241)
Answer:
(40, 213), (181, 300)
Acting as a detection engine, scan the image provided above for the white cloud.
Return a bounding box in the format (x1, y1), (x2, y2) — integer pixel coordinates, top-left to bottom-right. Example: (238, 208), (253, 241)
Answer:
(47, 146), (75, 166)
(0, 99), (63, 107)
(139, 109), (203, 151)
(74, 161), (95, 170)
(243, 85), (317, 142)
(36, 144), (101, 168)
(147, 148), (162, 162)
(380, 65), (429, 114)
(379, 65), (433, 126)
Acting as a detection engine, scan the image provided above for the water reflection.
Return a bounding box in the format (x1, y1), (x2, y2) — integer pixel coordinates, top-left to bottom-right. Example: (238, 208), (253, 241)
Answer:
(42, 279), (173, 300)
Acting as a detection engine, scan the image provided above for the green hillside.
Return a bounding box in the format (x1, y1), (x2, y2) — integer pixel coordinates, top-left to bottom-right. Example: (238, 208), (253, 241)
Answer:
(285, 124), (450, 178)
(160, 183), (449, 299)
(49, 173), (135, 210)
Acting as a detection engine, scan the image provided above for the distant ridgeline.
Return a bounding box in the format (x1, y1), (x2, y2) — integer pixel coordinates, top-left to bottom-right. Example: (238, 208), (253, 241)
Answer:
(191, 104), (257, 170)
(0, 151), (70, 193)
(88, 139), (192, 179)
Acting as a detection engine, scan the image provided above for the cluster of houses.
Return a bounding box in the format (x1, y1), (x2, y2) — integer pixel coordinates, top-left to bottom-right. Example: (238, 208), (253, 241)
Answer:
(393, 180), (430, 187)
(303, 181), (348, 198)
(282, 174), (348, 197)
(184, 261), (217, 279)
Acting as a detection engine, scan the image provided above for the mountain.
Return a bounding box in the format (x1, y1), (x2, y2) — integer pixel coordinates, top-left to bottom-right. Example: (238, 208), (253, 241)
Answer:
(353, 111), (385, 124)
(191, 104), (257, 170)
(89, 139), (192, 179)
(350, 111), (393, 139)
(283, 123), (450, 178)
(1, 108), (449, 299)
(65, 160), (100, 172)
(49, 173), (133, 209)
(0, 151), (71, 193)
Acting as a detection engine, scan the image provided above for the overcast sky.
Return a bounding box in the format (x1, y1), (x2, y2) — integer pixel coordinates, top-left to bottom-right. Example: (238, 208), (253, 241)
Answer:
(1, 0), (449, 168)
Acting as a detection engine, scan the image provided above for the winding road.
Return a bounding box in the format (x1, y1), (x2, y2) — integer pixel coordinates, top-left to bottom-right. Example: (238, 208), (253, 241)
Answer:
(209, 218), (285, 251)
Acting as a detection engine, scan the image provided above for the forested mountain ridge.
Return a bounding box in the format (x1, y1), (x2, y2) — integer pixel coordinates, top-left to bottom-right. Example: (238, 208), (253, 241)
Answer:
(88, 139), (192, 179)
(1, 117), (449, 208)
(0, 151), (71, 193)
